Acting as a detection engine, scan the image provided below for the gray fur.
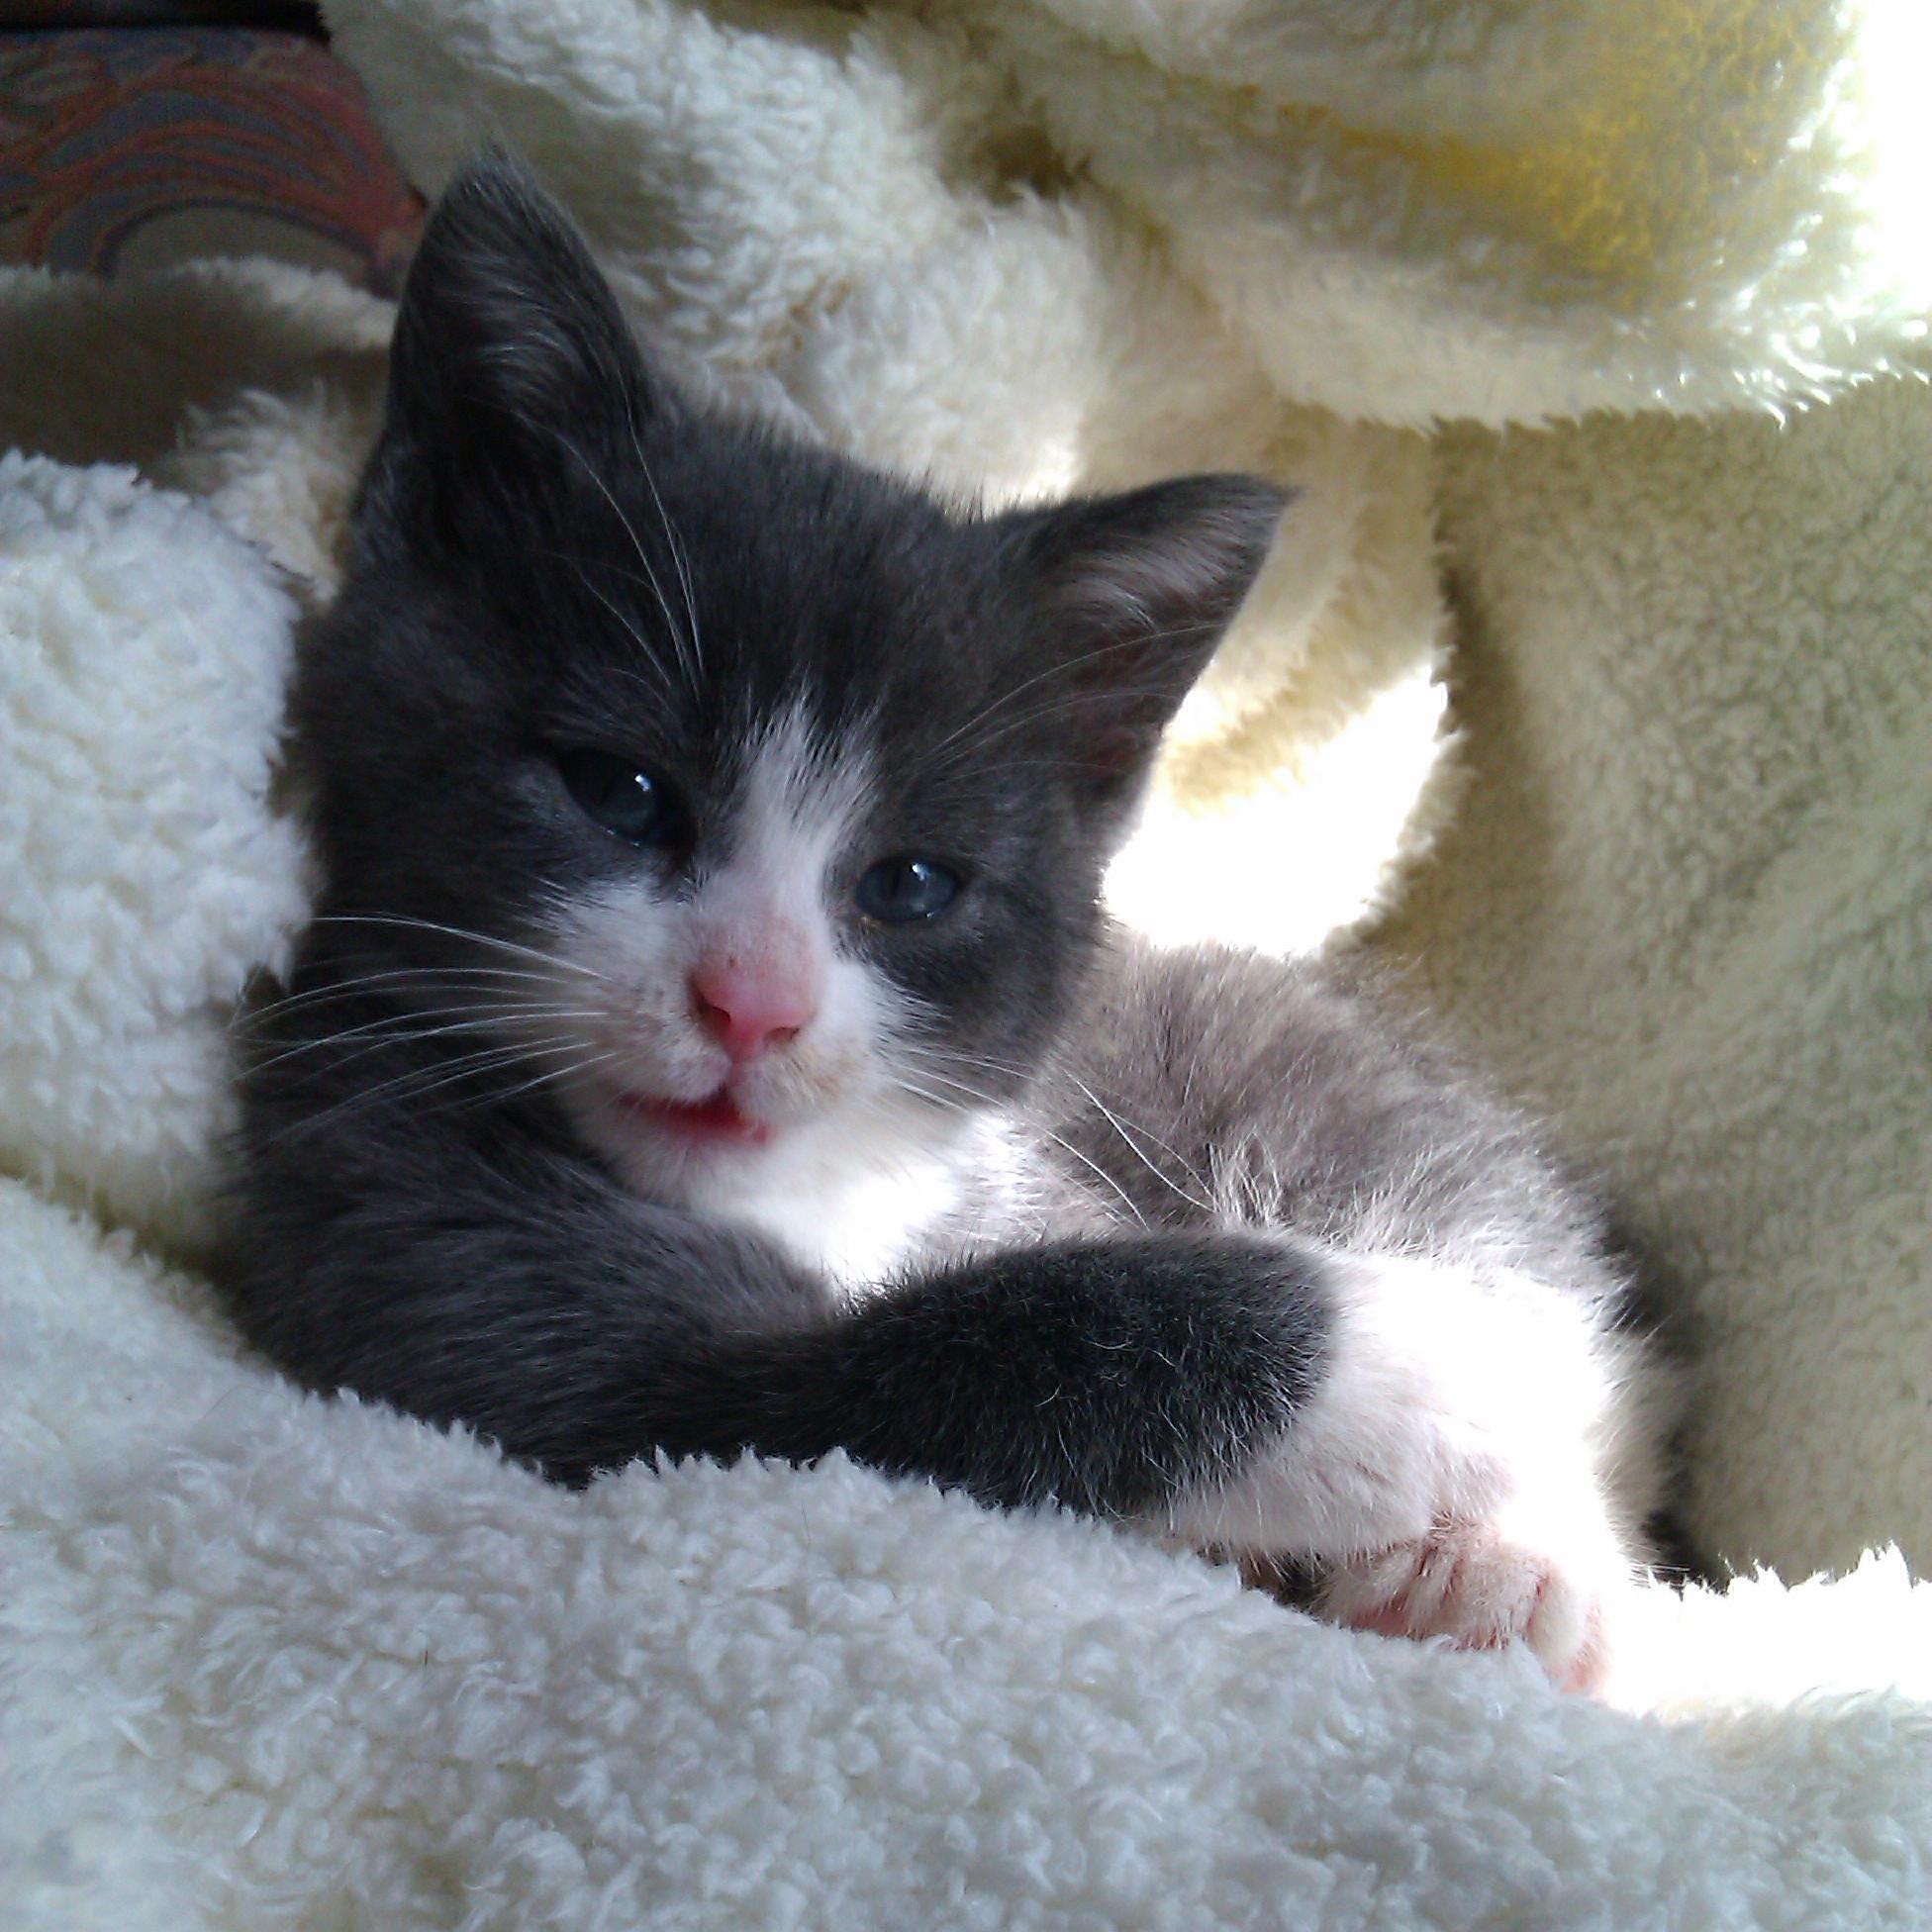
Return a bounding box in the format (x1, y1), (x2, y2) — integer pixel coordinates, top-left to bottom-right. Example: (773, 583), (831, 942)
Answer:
(224, 154), (1668, 1604)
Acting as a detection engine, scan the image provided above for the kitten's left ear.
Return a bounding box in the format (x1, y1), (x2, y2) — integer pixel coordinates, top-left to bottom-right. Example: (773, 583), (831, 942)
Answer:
(377, 146), (658, 501)
(998, 474), (1288, 814)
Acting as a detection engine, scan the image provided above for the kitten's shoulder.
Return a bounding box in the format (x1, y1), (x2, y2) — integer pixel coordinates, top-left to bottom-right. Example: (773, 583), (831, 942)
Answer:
(1075, 926), (1433, 1078)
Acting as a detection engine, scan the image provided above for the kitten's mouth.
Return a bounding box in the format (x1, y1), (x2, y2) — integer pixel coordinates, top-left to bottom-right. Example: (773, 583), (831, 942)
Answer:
(614, 1086), (774, 1148)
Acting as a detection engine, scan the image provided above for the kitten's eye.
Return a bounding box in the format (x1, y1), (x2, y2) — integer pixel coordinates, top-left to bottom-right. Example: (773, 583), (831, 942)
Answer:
(855, 857), (962, 923)
(554, 747), (682, 846)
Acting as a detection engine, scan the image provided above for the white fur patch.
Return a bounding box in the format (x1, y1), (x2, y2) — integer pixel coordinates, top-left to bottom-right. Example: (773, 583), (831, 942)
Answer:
(727, 1132), (965, 1289)
(530, 706), (971, 1283)
(1163, 1250), (1651, 1685)
(1168, 1255), (1620, 1551)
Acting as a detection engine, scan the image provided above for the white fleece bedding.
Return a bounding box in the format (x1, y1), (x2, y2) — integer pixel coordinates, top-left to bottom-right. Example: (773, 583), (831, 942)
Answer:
(5, 1), (1932, 1925)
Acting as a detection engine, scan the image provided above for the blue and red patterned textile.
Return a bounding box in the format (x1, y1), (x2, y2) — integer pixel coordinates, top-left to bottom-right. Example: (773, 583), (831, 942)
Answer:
(0, 23), (421, 290)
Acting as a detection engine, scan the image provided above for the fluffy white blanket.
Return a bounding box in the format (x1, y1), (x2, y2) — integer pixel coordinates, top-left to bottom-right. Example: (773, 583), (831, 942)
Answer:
(5, 1), (1932, 1925)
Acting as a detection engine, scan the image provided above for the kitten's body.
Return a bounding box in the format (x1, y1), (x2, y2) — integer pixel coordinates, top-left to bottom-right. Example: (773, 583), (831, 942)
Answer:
(226, 156), (1671, 1690)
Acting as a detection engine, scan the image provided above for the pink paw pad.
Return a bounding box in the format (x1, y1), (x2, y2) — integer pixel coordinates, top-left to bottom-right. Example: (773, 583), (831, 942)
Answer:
(1319, 1519), (1610, 1693)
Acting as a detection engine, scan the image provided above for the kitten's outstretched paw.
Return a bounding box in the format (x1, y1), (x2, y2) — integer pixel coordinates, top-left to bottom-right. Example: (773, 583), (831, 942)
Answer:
(1318, 1519), (1614, 1693)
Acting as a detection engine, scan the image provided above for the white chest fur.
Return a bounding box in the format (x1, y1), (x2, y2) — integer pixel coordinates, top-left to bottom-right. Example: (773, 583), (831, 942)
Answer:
(714, 1114), (1030, 1294)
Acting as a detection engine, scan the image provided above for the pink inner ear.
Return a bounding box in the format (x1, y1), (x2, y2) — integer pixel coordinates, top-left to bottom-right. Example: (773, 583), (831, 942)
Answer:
(1080, 720), (1150, 776)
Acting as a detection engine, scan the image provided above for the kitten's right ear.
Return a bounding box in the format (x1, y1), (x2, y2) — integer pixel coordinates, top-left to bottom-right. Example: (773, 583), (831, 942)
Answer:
(371, 147), (656, 528)
(993, 473), (1288, 825)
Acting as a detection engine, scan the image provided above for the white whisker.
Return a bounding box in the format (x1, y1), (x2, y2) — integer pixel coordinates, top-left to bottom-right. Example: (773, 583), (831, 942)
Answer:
(1061, 1071), (1214, 1217)
(238, 963), (573, 1029)
(628, 417), (702, 662)
(914, 623), (1210, 781)
(899, 1064), (1149, 1231)
(545, 426), (699, 690)
(310, 914), (610, 982)
(258, 1039), (557, 1147)
(249, 1005), (605, 1077)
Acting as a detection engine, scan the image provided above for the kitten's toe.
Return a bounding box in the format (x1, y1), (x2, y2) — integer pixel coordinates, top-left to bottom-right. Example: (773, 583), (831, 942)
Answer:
(1318, 1519), (1615, 1692)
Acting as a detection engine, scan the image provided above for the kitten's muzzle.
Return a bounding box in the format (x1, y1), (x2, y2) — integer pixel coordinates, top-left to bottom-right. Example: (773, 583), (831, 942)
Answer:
(688, 957), (817, 1064)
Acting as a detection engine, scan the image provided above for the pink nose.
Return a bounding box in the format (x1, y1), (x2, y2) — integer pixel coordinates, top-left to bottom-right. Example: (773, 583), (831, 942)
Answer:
(689, 961), (816, 1063)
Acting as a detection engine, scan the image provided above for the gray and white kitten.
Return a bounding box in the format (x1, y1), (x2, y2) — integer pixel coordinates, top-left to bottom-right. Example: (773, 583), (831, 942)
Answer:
(225, 154), (1671, 1691)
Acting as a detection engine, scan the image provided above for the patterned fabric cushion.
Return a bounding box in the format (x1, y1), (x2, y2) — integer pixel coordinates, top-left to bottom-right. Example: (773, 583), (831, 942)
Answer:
(0, 26), (420, 290)
(0, 7), (321, 32)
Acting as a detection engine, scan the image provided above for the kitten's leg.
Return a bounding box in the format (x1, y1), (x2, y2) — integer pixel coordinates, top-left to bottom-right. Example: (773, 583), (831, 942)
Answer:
(231, 1124), (1336, 1520)
(1162, 1251), (1652, 1691)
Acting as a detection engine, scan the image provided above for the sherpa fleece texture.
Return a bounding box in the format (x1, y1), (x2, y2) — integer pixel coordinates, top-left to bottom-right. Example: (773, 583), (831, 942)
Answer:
(327, 0), (1932, 429)
(7, 1162), (1932, 1929)
(318, 0), (1932, 1579)
(5, 0), (1932, 1924)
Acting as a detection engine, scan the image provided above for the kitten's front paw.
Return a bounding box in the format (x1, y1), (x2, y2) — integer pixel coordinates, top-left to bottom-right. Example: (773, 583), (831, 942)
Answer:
(1317, 1518), (1616, 1693)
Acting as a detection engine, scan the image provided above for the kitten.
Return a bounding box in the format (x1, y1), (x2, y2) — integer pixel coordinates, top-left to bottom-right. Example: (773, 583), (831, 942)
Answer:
(225, 153), (1671, 1691)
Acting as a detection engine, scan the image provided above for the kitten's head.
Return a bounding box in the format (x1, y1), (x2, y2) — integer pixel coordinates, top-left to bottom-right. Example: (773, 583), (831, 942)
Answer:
(298, 151), (1282, 1209)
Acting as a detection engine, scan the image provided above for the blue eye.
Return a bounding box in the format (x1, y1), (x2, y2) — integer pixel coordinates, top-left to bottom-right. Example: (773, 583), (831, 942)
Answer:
(856, 857), (962, 923)
(555, 747), (681, 846)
